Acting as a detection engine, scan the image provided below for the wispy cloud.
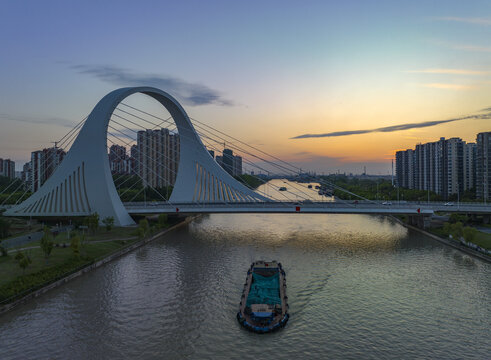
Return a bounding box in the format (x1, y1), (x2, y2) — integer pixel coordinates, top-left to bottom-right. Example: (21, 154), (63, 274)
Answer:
(291, 111), (491, 139)
(418, 83), (474, 90)
(0, 113), (75, 128)
(433, 40), (491, 53)
(71, 64), (233, 107)
(406, 68), (491, 75)
(107, 129), (136, 142)
(451, 43), (491, 52)
(436, 16), (491, 26)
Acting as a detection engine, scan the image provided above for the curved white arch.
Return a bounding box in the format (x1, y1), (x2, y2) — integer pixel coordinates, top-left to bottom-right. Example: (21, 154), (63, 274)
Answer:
(6, 87), (267, 225)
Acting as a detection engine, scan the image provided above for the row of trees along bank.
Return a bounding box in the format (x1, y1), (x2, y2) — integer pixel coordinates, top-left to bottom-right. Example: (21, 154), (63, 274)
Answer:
(0, 213), (169, 304)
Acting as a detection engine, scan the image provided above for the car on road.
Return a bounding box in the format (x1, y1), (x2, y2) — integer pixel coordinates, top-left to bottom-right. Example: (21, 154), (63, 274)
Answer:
(382, 201), (392, 205)
(444, 202), (454, 206)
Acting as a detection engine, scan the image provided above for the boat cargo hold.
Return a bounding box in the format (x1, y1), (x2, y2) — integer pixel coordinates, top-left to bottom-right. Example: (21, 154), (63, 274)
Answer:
(237, 260), (289, 333)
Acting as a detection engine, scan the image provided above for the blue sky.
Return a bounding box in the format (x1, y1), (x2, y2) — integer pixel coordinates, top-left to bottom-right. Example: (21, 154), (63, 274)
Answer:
(1, 0), (490, 173)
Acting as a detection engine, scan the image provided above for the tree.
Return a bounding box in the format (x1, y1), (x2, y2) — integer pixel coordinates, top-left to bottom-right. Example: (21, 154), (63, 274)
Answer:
(70, 236), (81, 257)
(40, 226), (54, 262)
(102, 216), (114, 232)
(139, 219), (149, 237)
(84, 213), (99, 234)
(463, 227), (478, 243)
(0, 217), (11, 239)
(14, 251), (24, 262)
(19, 256), (32, 274)
(449, 214), (468, 224)
(14, 251), (31, 274)
(451, 222), (464, 240)
(443, 222), (451, 236)
(0, 242), (7, 257)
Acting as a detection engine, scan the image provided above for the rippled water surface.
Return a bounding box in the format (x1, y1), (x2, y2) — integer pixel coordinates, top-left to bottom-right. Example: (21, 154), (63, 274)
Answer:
(1, 213), (490, 359)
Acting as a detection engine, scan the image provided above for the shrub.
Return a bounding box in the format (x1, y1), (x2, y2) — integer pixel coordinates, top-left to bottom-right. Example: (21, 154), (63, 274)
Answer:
(463, 227), (478, 243)
(19, 255), (32, 274)
(14, 251), (24, 261)
(40, 226), (54, 261)
(451, 222), (464, 240)
(139, 219), (149, 236)
(442, 222), (451, 236)
(102, 216), (114, 232)
(449, 214), (468, 224)
(70, 236), (81, 257)
(84, 213), (100, 234)
(158, 214), (167, 229)
(0, 256), (92, 302)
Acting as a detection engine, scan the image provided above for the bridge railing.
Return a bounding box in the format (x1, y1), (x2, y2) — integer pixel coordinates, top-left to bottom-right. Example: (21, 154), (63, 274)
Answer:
(123, 201), (491, 212)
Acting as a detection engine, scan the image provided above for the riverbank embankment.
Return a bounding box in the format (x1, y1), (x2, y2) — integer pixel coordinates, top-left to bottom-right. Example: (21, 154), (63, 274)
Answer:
(0, 216), (196, 315)
(391, 216), (491, 263)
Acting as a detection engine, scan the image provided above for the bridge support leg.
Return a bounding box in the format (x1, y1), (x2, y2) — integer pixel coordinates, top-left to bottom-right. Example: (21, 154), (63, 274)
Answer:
(483, 214), (490, 225)
(408, 214), (431, 229)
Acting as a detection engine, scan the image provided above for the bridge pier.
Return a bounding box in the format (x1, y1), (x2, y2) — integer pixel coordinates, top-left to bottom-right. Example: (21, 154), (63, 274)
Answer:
(408, 214), (432, 229)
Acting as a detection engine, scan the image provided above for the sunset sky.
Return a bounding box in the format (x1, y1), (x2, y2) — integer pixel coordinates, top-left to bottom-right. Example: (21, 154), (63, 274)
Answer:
(1, 0), (490, 174)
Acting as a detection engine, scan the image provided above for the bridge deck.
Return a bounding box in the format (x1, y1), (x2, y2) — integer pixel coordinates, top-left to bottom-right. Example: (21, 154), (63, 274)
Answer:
(124, 201), (491, 215)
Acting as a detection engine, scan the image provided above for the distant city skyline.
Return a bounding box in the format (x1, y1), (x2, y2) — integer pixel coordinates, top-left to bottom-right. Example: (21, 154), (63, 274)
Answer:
(1, 1), (490, 174)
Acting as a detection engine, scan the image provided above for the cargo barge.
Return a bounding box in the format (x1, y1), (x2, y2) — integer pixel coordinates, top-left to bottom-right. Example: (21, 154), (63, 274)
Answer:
(237, 260), (289, 333)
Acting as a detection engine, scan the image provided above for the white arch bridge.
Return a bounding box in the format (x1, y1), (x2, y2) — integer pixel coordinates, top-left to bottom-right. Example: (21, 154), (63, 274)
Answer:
(4, 87), (491, 225)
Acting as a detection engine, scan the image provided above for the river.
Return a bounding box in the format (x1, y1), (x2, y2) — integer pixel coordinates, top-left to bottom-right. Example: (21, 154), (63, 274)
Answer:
(0, 187), (490, 359)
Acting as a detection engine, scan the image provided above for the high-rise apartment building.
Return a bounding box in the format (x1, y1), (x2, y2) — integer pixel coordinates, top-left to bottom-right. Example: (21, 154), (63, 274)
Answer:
(22, 162), (31, 189)
(463, 142), (476, 191)
(233, 156), (242, 177)
(476, 132), (491, 201)
(136, 128), (180, 188)
(396, 149), (415, 189)
(0, 158), (15, 179)
(130, 145), (138, 174)
(215, 149), (242, 177)
(108, 144), (132, 174)
(30, 147), (66, 192)
(222, 149), (235, 176)
(445, 138), (464, 197)
(396, 136), (472, 199)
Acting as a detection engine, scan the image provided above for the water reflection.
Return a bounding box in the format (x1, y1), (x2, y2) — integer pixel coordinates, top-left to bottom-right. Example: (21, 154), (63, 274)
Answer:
(191, 213), (408, 253)
(0, 213), (490, 359)
(257, 179), (334, 202)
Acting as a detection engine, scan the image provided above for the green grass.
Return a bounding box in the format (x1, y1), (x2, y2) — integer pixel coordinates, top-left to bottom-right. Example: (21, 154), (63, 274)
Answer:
(0, 226), (149, 303)
(428, 225), (491, 251)
(428, 227), (449, 238)
(52, 226), (137, 244)
(1, 238), (137, 286)
(0, 222), (172, 304)
(2, 226), (43, 240)
(472, 231), (491, 251)
(5, 226), (137, 251)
